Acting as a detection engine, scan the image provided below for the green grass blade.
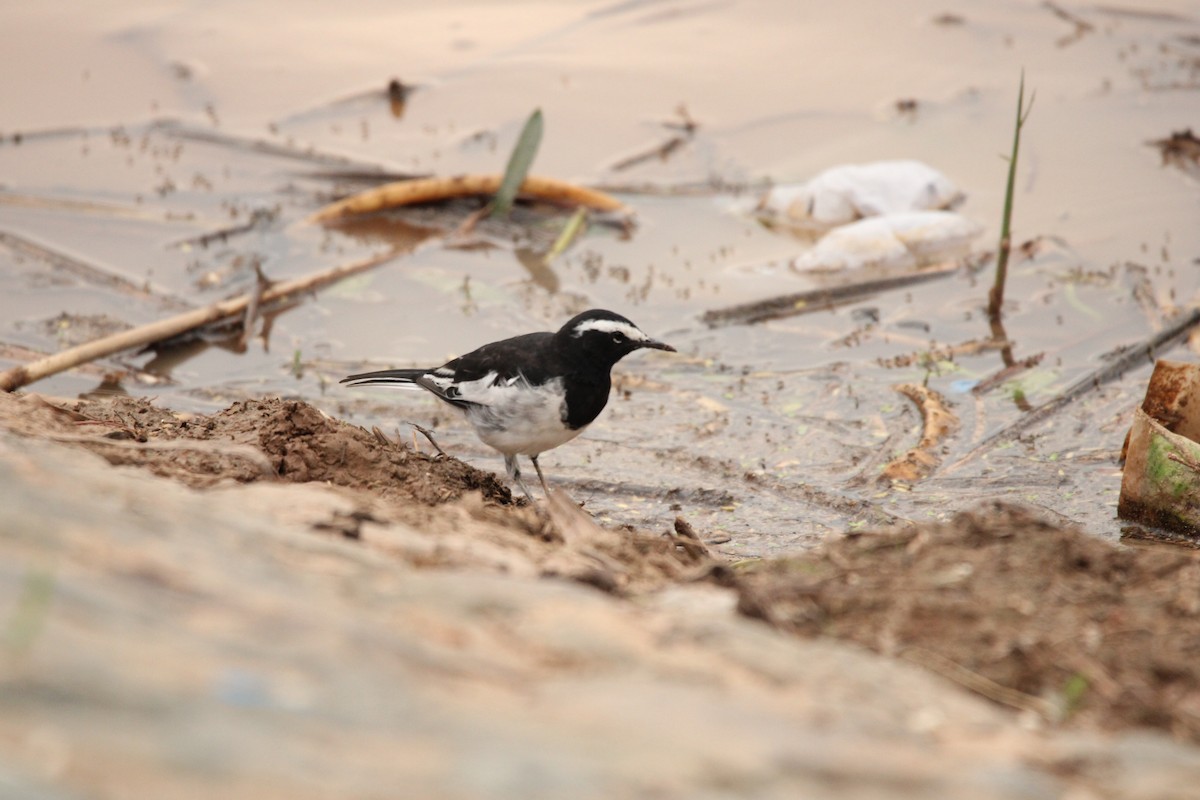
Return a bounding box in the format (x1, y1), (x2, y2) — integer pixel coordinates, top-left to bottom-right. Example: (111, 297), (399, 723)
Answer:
(543, 207), (589, 266)
(492, 108), (544, 218)
(988, 71), (1034, 324)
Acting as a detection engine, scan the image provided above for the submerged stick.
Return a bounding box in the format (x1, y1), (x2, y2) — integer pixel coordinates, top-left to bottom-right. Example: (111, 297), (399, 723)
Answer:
(947, 305), (1200, 470)
(879, 384), (960, 483)
(609, 105), (699, 172)
(701, 261), (962, 328)
(0, 230), (192, 312)
(153, 119), (378, 170)
(0, 249), (401, 393)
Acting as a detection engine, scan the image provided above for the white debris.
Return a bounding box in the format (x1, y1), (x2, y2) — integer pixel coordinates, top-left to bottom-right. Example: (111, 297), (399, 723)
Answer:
(790, 211), (983, 273)
(759, 160), (965, 228)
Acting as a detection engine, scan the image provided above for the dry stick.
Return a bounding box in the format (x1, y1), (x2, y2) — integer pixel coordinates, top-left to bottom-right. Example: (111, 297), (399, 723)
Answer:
(902, 647), (1057, 719)
(1043, 0), (1095, 47)
(971, 352), (1045, 396)
(701, 260), (962, 328)
(3, 125), (94, 143)
(946, 305), (1200, 471)
(0, 342), (110, 378)
(169, 208), (277, 250)
(0, 249), (402, 393)
(238, 261), (271, 351)
(408, 422), (447, 457)
(590, 180), (761, 197)
(152, 119), (379, 170)
(610, 106), (698, 172)
(609, 136), (689, 172)
(308, 174), (629, 224)
(0, 191), (166, 221)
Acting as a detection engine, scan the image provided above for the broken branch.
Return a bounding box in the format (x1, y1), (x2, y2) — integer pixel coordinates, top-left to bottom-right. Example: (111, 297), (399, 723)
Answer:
(701, 260), (961, 327)
(308, 174), (629, 224)
(947, 305), (1200, 470)
(0, 249), (401, 393)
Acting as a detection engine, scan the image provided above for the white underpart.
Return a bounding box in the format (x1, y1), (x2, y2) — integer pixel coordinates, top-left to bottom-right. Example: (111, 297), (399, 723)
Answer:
(432, 371), (581, 457)
(570, 318), (648, 341)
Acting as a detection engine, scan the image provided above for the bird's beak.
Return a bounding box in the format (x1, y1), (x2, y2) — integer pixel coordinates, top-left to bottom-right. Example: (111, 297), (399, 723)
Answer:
(640, 339), (676, 353)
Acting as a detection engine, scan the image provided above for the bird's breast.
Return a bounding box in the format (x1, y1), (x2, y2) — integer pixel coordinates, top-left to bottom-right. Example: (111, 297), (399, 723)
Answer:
(463, 377), (581, 456)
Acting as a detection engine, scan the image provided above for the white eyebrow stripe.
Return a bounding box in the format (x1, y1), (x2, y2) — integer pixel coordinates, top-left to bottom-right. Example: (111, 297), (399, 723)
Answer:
(571, 319), (649, 340)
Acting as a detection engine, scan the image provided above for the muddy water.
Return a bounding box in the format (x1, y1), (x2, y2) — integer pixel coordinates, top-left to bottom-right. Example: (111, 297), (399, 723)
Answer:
(2, 1), (1198, 554)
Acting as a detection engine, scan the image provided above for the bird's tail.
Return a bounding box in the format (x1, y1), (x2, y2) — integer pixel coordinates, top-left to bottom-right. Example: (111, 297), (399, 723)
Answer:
(340, 368), (427, 388)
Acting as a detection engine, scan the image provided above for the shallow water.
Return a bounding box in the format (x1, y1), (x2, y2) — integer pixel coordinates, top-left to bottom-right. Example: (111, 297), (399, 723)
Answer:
(2, 0), (1198, 553)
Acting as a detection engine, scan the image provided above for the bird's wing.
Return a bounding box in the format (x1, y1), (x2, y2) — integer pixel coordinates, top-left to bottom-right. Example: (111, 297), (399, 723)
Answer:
(441, 332), (554, 381)
(418, 332), (556, 409)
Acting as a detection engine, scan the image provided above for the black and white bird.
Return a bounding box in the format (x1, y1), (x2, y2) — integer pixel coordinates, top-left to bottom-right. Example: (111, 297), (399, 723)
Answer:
(341, 309), (676, 502)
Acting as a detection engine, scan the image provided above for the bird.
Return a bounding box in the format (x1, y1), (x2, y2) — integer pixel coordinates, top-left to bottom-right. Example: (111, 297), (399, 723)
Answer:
(340, 309), (676, 502)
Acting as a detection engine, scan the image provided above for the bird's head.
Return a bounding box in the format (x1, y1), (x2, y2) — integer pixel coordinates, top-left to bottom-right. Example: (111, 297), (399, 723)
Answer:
(558, 309), (676, 365)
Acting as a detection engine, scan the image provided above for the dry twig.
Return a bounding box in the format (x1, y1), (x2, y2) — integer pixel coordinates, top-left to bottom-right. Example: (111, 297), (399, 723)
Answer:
(702, 261), (962, 327)
(0, 230), (191, 312)
(310, 174), (629, 224)
(948, 306), (1200, 470)
(0, 250), (402, 392)
(902, 647), (1058, 719)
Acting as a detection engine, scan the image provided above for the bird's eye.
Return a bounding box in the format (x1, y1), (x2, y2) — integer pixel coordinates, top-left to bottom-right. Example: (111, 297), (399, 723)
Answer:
(611, 332), (625, 343)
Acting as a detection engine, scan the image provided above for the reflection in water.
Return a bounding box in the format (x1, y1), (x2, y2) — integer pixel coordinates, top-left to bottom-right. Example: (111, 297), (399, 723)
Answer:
(322, 214), (443, 250)
(387, 78), (414, 120)
(80, 372), (130, 400)
(987, 315), (1033, 413)
(137, 296), (299, 381)
(514, 246), (561, 293)
(141, 338), (211, 378)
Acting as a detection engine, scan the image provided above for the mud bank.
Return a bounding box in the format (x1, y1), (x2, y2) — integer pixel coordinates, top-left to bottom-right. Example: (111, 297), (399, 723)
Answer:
(3, 393), (1200, 798)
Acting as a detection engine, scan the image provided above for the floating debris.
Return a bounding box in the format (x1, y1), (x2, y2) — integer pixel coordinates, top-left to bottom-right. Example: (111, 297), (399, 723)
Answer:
(790, 211), (982, 273)
(757, 159), (965, 230)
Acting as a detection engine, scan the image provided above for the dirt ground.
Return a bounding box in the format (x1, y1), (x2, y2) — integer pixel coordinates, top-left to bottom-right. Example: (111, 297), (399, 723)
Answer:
(738, 503), (1200, 741)
(0, 392), (715, 595)
(4, 391), (1200, 748)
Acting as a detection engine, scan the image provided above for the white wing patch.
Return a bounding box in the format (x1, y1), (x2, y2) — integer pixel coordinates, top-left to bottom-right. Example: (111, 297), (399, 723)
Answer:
(570, 318), (649, 341)
(424, 371), (524, 403)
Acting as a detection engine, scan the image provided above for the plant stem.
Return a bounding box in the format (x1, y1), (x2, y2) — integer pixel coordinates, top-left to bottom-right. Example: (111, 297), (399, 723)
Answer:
(988, 72), (1035, 325)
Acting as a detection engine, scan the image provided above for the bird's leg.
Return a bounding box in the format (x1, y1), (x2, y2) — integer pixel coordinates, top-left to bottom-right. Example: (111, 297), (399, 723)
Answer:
(505, 454), (537, 504)
(530, 454), (552, 497)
